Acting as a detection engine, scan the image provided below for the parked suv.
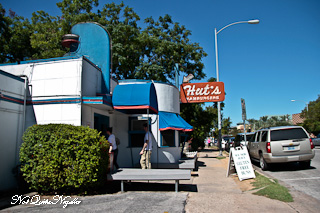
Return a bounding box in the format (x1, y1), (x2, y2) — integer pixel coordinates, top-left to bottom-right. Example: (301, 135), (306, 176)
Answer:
(234, 132), (255, 147)
(248, 126), (315, 170)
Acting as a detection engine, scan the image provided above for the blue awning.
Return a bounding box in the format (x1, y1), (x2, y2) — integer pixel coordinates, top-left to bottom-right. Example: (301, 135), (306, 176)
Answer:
(159, 111), (193, 131)
(112, 83), (158, 114)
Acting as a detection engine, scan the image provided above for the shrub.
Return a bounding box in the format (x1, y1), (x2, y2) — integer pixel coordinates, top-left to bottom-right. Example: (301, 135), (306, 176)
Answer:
(19, 124), (109, 193)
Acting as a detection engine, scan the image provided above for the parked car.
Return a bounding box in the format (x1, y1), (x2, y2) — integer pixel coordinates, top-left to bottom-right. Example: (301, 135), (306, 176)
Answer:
(312, 137), (320, 146)
(247, 126), (315, 170)
(223, 136), (235, 152)
(234, 132), (255, 147)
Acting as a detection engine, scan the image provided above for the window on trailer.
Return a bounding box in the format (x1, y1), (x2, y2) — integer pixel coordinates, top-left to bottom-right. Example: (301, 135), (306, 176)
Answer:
(129, 117), (148, 147)
(161, 130), (175, 147)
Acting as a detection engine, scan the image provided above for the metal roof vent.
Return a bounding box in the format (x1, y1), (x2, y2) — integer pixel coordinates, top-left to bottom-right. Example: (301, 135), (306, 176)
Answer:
(62, 34), (79, 48)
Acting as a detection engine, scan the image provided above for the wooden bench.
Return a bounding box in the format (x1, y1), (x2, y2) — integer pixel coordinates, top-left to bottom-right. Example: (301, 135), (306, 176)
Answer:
(109, 168), (191, 192)
(178, 157), (197, 169)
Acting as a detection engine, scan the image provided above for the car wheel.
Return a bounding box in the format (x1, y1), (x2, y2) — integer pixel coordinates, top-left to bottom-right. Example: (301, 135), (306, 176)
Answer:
(259, 153), (269, 171)
(300, 160), (311, 169)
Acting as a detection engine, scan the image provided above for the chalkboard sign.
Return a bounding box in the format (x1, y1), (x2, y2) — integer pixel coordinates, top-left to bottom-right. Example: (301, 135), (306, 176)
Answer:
(227, 146), (255, 181)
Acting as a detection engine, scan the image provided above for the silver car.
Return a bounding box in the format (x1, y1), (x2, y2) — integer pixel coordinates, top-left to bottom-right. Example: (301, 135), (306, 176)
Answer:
(248, 126), (315, 170)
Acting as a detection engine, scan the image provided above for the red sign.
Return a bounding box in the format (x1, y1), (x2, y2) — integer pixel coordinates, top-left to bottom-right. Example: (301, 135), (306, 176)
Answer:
(180, 82), (225, 103)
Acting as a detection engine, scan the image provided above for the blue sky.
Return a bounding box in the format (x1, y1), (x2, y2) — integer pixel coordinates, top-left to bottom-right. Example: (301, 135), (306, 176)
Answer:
(1, 0), (320, 125)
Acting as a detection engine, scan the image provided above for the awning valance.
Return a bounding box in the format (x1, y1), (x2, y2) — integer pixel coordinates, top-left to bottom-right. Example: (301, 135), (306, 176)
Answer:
(159, 111), (193, 132)
(112, 83), (158, 114)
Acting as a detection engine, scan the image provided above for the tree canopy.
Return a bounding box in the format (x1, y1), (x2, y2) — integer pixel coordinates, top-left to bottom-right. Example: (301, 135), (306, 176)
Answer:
(0, 0), (207, 83)
(246, 114), (292, 131)
(301, 95), (320, 135)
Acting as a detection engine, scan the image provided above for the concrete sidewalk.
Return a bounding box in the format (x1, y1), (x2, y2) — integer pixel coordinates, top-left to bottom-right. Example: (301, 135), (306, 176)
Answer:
(185, 149), (319, 213)
(1, 149), (319, 212)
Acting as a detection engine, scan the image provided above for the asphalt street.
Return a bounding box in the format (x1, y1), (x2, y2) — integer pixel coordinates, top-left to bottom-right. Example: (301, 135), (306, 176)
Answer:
(253, 147), (320, 201)
(1, 192), (187, 213)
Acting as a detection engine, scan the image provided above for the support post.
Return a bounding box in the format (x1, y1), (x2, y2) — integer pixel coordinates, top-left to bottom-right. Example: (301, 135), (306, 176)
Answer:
(175, 180), (179, 192)
(121, 180), (124, 193)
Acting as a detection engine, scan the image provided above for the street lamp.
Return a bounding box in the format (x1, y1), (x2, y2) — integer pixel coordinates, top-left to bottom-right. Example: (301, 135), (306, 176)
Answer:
(214, 19), (259, 156)
(291, 99), (309, 112)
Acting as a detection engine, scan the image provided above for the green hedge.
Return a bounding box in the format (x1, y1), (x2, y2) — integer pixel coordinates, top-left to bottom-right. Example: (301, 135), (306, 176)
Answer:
(19, 124), (109, 193)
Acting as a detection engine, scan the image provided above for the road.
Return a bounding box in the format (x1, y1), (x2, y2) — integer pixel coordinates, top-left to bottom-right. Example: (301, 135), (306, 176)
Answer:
(254, 147), (320, 201)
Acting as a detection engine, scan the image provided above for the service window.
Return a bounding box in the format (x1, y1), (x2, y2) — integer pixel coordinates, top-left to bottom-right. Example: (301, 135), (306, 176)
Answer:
(180, 133), (189, 146)
(161, 130), (175, 147)
(129, 117), (148, 147)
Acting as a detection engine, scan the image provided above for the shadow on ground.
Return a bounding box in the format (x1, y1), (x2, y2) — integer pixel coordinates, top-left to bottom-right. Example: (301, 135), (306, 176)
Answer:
(251, 160), (316, 172)
(117, 181), (198, 193)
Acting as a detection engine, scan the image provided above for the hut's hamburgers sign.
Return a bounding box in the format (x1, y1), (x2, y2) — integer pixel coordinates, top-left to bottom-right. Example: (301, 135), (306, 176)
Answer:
(180, 82), (225, 103)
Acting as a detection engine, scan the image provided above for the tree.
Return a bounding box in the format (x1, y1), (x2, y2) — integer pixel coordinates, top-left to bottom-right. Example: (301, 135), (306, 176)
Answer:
(180, 103), (217, 150)
(134, 14), (207, 82)
(30, 11), (66, 59)
(247, 114), (292, 131)
(222, 117), (232, 135)
(96, 2), (143, 80)
(0, 4), (10, 62)
(0, 6), (35, 63)
(1, 0), (207, 83)
(301, 95), (320, 135)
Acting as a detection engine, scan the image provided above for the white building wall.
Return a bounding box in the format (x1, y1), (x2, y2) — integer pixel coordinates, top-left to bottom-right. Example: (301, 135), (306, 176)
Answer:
(34, 103), (81, 125)
(1, 58), (85, 126)
(150, 113), (181, 164)
(82, 105), (132, 167)
(154, 83), (182, 163)
(154, 83), (180, 113)
(0, 73), (26, 191)
(82, 59), (102, 96)
(110, 113), (131, 167)
(131, 81), (182, 165)
(0, 63), (30, 76)
(30, 59), (82, 97)
(30, 59), (83, 125)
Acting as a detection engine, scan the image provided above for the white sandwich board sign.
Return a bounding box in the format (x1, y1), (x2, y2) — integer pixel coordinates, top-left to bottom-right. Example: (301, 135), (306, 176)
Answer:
(227, 146), (255, 181)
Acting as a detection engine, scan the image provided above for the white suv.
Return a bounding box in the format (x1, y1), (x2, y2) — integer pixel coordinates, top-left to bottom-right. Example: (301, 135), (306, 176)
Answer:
(248, 126), (315, 170)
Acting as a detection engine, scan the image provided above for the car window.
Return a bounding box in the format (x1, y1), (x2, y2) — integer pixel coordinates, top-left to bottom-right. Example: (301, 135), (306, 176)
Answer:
(246, 134), (253, 141)
(249, 132), (257, 142)
(261, 131), (268, 142)
(270, 128), (308, 141)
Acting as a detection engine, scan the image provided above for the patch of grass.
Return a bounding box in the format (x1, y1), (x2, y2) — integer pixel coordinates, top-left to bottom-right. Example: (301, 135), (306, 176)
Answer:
(251, 172), (273, 189)
(251, 172), (293, 202)
(216, 156), (226, 160)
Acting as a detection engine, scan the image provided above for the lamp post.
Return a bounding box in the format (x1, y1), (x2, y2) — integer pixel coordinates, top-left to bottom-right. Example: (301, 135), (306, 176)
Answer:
(214, 19), (259, 156)
(291, 99), (309, 113)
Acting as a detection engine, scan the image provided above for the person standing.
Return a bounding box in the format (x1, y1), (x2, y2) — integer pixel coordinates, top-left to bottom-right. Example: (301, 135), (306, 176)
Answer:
(140, 123), (152, 169)
(107, 127), (119, 170)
